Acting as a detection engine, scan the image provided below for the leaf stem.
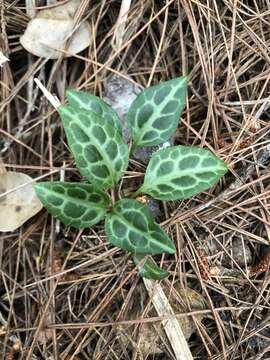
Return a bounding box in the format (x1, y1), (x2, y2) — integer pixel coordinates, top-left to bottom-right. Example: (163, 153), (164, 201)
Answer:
(130, 187), (143, 199)
(110, 188), (116, 205)
(129, 140), (136, 158)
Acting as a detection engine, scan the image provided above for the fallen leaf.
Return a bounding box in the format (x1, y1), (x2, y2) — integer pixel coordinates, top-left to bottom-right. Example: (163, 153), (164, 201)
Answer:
(117, 284), (206, 356)
(20, 0), (91, 59)
(0, 172), (43, 232)
(172, 285), (206, 340)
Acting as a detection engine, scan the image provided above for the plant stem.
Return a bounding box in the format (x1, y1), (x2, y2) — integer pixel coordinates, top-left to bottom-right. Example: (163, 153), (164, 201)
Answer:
(130, 187), (143, 199)
(110, 188), (116, 205)
(129, 140), (136, 158)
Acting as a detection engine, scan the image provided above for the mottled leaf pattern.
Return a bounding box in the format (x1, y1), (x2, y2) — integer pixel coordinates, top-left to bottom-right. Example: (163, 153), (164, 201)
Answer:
(58, 106), (129, 189)
(127, 77), (187, 148)
(140, 146), (228, 200)
(105, 199), (175, 254)
(133, 254), (169, 280)
(66, 90), (122, 132)
(35, 182), (110, 229)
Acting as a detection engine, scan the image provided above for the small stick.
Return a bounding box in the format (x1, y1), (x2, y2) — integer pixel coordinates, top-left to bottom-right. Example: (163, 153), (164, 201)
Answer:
(34, 78), (61, 109)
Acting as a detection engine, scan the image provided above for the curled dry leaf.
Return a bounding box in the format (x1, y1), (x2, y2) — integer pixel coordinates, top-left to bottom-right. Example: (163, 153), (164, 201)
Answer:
(20, 0), (91, 59)
(0, 172), (43, 232)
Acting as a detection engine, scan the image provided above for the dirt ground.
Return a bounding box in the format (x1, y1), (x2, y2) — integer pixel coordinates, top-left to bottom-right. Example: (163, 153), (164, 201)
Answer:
(1, 1), (270, 359)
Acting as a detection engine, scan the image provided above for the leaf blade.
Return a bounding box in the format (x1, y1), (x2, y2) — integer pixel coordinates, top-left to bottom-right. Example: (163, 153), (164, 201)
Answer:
(34, 181), (110, 229)
(140, 145), (228, 200)
(66, 90), (122, 132)
(127, 77), (187, 148)
(133, 255), (169, 280)
(58, 106), (129, 190)
(105, 199), (175, 255)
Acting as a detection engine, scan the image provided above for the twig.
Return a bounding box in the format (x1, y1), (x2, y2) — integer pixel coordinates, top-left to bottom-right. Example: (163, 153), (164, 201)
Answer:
(34, 78), (61, 109)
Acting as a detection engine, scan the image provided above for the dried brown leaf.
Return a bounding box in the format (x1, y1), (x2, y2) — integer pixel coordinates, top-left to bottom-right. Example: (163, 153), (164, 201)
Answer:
(0, 172), (43, 232)
(118, 284), (206, 356)
(20, 0), (91, 59)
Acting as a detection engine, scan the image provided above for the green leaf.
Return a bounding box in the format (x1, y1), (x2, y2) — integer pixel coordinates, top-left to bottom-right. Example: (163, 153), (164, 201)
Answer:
(58, 106), (129, 190)
(105, 199), (175, 255)
(133, 255), (169, 280)
(66, 90), (122, 132)
(140, 145), (228, 201)
(34, 182), (110, 229)
(127, 77), (187, 148)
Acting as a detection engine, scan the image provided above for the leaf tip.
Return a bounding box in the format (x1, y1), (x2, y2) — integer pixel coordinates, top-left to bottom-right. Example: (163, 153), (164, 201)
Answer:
(65, 89), (77, 100)
(57, 104), (67, 115)
(33, 182), (41, 192)
(180, 75), (188, 84)
(168, 244), (176, 254)
(219, 159), (229, 174)
(33, 182), (46, 197)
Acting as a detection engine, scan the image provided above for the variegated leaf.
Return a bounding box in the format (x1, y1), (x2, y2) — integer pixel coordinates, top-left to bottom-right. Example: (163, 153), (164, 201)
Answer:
(35, 181), (110, 229)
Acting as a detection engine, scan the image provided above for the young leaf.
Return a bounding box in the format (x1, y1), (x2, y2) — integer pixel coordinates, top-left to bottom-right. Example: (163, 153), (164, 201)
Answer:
(66, 90), (122, 132)
(34, 181), (110, 229)
(127, 77), (187, 148)
(58, 106), (129, 190)
(139, 146), (228, 200)
(133, 254), (169, 280)
(105, 199), (175, 255)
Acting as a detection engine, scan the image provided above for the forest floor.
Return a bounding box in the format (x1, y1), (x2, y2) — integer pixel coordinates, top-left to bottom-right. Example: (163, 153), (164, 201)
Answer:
(1, 1), (270, 359)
